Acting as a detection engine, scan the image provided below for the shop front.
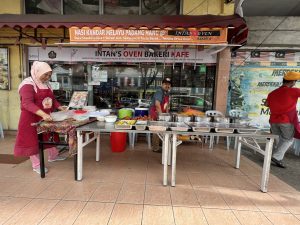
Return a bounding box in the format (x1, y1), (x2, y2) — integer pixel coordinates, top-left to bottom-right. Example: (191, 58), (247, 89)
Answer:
(0, 14), (248, 129)
(28, 46), (217, 112)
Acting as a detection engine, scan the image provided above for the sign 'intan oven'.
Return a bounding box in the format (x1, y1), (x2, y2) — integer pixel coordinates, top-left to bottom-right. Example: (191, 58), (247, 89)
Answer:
(69, 27), (228, 45)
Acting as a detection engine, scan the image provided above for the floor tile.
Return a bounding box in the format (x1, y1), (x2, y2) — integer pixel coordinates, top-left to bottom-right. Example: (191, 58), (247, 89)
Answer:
(4, 199), (59, 225)
(142, 205), (175, 225)
(12, 180), (53, 198)
(233, 210), (272, 225)
(108, 203), (143, 225)
(268, 191), (300, 214)
(90, 182), (122, 202)
(218, 188), (259, 211)
(173, 206), (208, 225)
(144, 185), (171, 206)
(194, 187), (229, 209)
(0, 197), (31, 224)
(188, 172), (214, 187)
(124, 171), (146, 184)
(263, 212), (300, 225)
(117, 183), (145, 204)
(243, 190), (289, 213)
(63, 182), (98, 201)
(170, 186), (199, 207)
(37, 181), (74, 199)
(39, 200), (86, 225)
(202, 208), (240, 225)
(73, 202), (113, 225)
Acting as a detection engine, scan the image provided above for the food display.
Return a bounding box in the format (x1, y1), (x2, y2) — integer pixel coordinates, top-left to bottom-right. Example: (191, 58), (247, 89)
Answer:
(180, 108), (205, 117)
(148, 121), (168, 131)
(115, 120), (136, 129)
(214, 123), (234, 133)
(135, 120), (148, 130)
(186, 122), (212, 132)
(169, 122), (190, 132)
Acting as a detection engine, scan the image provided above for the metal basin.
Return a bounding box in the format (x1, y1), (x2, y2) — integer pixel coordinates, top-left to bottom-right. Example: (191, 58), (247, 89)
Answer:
(194, 116), (211, 123)
(176, 114), (192, 123)
(158, 113), (171, 122)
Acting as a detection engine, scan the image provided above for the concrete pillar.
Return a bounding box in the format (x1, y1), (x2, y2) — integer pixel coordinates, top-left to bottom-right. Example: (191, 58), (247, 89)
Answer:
(214, 47), (231, 114)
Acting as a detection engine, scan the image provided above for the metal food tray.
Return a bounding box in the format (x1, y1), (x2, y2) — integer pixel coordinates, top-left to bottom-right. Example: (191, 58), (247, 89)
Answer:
(134, 120), (148, 130)
(236, 127), (259, 134)
(114, 120), (136, 130)
(148, 121), (168, 131)
(213, 123), (234, 133)
(169, 122), (190, 132)
(186, 122), (212, 132)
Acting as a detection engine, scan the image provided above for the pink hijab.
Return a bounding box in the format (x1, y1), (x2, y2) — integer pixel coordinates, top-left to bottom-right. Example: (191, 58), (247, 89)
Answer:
(18, 61), (52, 93)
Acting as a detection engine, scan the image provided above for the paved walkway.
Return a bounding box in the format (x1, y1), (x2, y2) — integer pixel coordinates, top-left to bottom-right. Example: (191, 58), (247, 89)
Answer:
(0, 134), (299, 225)
(243, 147), (300, 191)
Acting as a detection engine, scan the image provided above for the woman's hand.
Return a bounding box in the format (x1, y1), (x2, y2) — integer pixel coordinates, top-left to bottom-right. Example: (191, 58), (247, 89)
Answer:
(58, 106), (68, 111)
(36, 109), (53, 121)
(42, 113), (53, 121)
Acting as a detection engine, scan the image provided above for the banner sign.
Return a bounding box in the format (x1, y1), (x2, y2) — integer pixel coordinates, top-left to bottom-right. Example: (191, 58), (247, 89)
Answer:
(228, 65), (300, 128)
(69, 27), (228, 45)
(28, 47), (217, 64)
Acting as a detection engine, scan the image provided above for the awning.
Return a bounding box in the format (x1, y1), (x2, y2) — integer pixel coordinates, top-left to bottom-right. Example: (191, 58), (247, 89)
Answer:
(0, 14), (248, 45)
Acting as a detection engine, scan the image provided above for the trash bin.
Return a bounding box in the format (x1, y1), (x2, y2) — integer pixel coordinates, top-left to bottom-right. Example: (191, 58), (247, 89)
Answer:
(110, 132), (127, 152)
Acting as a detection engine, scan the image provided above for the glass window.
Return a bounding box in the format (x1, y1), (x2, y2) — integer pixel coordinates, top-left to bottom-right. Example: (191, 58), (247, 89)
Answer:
(169, 64), (215, 112)
(103, 0), (139, 15)
(29, 61), (214, 111)
(64, 0), (99, 14)
(25, 0), (62, 14)
(141, 0), (180, 15)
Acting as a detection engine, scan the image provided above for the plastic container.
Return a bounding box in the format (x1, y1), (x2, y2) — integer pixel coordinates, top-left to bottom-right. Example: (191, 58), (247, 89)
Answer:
(110, 132), (127, 152)
(134, 108), (149, 117)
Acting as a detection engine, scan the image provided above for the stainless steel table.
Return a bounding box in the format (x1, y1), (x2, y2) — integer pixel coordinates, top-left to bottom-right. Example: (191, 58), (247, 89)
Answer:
(170, 131), (277, 192)
(77, 121), (277, 192)
(76, 121), (171, 185)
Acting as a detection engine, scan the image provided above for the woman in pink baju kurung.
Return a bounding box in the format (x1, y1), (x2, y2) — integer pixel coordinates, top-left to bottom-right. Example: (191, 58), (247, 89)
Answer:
(14, 61), (66, 174)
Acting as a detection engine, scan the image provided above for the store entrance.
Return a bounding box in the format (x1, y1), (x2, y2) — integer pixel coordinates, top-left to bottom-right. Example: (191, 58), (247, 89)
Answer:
(29, 61), (216, 112)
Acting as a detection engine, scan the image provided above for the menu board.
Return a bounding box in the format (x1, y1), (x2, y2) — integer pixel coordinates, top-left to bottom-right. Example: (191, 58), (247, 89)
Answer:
(68, 91), (88, 108)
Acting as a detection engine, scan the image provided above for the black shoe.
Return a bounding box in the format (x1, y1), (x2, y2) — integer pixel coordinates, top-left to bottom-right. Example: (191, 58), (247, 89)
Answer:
(271, 157), (286, 168)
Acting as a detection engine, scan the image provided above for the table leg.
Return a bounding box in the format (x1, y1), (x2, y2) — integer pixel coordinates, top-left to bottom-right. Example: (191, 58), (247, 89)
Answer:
(235, 136), (242, 169)
(171, 134), (177, 187)
(163, 133), (169, 186)
(74, 154), (77, 180)
(38, 133), (45, 178)
(168, 136), (172, 166)
(96, 132), (100, 161)
(261, 138), (274, 193)
(76, 130), (83, 181)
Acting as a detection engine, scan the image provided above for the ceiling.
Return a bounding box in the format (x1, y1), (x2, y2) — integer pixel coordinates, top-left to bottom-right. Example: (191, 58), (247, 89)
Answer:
(242, 0), (300, 16)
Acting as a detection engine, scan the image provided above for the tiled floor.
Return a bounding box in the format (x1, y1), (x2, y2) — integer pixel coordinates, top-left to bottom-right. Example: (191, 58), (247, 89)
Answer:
(0, 134), (300, 225)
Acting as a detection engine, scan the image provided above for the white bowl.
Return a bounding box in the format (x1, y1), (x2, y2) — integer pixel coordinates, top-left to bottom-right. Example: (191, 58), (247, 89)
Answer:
(73, 114), (89, 121)
(105, 115), (117, 123)
(50, 112), (69, 121)
(96, 116), (105, 122)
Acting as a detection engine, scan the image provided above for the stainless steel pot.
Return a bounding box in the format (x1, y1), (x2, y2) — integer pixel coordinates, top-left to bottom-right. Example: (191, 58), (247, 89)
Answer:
(158, 113), (171, 121)
(214, 117), (230, 123)
(236, 118), (251, 125)
(176, 114), (192, 123)
(194, 116), (211, 123)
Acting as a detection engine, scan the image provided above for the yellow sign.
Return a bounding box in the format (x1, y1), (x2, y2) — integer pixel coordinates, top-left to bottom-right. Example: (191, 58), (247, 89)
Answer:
(69, 27), (228, 45)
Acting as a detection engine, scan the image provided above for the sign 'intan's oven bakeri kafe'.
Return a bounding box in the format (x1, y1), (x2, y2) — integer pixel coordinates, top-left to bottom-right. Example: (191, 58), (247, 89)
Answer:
(69, 27), (228, 45)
